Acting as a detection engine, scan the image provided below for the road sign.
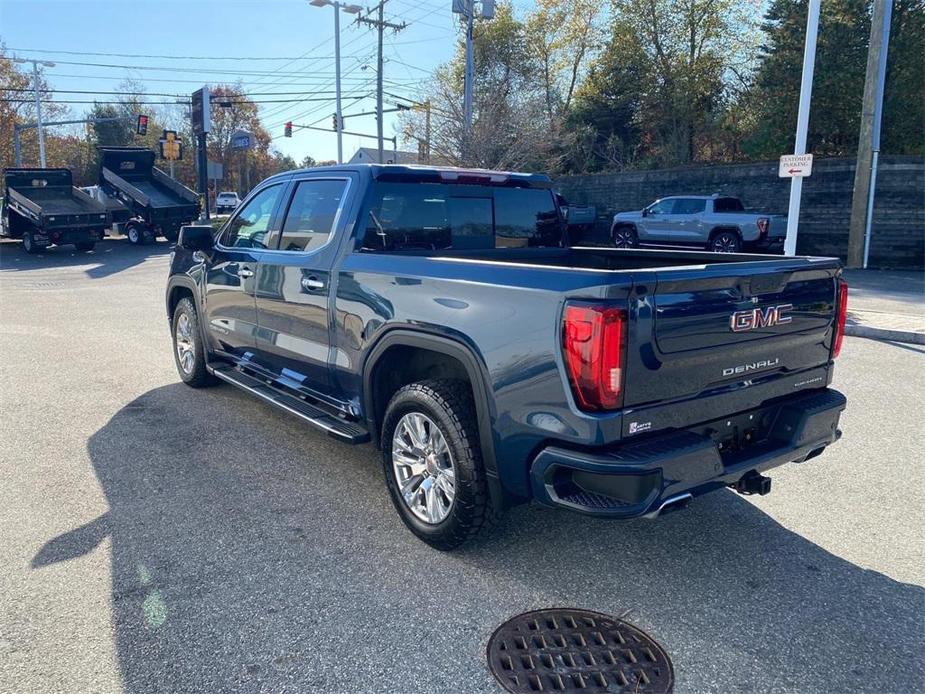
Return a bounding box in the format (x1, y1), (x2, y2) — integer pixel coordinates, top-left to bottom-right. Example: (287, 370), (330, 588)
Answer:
(159, 130), (182, 161)
(779, 154), (813, 178)
(230, 130), (253, 150)
(191, 86), (211, 135)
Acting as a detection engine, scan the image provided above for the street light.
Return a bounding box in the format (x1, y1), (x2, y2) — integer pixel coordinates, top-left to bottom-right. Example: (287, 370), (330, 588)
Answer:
(13, 58), (56, 167)
(309, 0), (363, 164)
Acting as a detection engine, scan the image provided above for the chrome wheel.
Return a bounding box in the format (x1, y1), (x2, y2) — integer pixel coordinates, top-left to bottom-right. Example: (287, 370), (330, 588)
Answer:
(22, 232), (32, 252)
(175, 312), (195, 375)
(391, 412), (456, 524)
(711, 232), (740, 253)
(127, 225), (140, 244)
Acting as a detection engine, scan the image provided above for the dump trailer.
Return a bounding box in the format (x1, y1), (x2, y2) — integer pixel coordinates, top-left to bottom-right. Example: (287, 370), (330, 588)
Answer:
(80, 185), (132, 232)
(1, 168), (109, 254)
(99, 147), (199, 244)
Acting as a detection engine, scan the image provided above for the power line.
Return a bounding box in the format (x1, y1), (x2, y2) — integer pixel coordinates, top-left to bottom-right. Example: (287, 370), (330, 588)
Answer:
(6, 47), (359, 61)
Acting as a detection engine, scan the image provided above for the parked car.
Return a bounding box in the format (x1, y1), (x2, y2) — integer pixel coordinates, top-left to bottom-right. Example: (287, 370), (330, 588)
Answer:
(166, 164), (848, 549)
(611, 195), (786, 253)
(2, 168), (109, 253)
(215, 191), (241, 214)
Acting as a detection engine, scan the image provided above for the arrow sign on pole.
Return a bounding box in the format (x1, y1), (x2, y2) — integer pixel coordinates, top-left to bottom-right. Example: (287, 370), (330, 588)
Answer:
(779, 153), (814, 178)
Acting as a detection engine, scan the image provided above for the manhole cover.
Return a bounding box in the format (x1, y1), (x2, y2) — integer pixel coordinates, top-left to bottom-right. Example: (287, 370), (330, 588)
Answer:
(487, 608), (674, 693)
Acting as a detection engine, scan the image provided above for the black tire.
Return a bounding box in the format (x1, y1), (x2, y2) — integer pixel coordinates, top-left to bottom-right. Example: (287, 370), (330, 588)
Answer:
(22, 230), (45, 254)
(162, 229), (179, 243)
(381, 379), (500, 550)
(709, 229), (742, 253)
(75, 241), (96, 252)
(612, 224), (638, 249)
(125, 222), (144, 245)
(171, 297), (216, 388)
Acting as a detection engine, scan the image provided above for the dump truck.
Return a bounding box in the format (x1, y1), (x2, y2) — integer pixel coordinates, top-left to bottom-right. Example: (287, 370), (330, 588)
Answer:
(99, 147), (199, 244)
(1, 168), (109, 253)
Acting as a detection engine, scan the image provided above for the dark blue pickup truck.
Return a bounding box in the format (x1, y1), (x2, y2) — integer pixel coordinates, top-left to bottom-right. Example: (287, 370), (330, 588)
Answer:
(166, 164), (848, 549)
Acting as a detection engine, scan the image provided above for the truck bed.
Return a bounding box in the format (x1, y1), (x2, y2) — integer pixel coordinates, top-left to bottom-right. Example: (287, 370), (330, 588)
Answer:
(131, 179), (189, 209)
(24, 187), (104, 216)
(406, 245), (820, 272)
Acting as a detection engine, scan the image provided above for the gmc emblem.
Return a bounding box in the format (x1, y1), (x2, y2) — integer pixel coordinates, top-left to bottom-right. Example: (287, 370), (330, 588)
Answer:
(730, 304), (793, 332)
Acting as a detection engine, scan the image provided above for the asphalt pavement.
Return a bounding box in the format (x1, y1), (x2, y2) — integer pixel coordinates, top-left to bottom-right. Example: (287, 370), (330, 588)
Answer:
(1, 237), (923, 694)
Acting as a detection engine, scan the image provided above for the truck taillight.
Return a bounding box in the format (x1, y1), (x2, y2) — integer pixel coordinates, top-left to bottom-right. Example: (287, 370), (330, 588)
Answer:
(757, 217), (769, 239)
(562, 303), (626, 411)
(833, 278), (848, 358)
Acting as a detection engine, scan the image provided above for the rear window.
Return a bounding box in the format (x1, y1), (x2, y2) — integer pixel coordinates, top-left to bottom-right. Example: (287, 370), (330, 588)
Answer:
(714, 197), (744, 212)
(360, 183), (561, 252)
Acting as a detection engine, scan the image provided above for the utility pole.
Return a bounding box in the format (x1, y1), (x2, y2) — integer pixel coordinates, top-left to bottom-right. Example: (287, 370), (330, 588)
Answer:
(783, 0), (821, 257)
(463, 0), (475, 142)
(847, 0), (893, 268)
(424, 100), (432, 164)
(13, 58), (55, 167)
(356, 0), (405, 162)
(309, 1), (363, 164)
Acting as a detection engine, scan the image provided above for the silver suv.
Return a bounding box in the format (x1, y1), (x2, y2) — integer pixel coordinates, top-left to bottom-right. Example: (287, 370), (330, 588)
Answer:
(612, 195), (786, 253)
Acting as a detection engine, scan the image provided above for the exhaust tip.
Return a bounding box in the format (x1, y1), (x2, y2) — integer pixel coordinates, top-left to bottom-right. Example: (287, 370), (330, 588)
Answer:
(643, 493), (693, 519)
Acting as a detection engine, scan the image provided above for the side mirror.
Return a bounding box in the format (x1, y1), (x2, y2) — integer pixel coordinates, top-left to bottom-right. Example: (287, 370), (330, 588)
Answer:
(179, 224), (215, 252)
(641, 208), (649, 217)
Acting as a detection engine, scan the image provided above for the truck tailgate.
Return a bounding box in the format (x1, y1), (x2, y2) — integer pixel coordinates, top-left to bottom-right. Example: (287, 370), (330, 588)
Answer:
(623, 259), (841, 411)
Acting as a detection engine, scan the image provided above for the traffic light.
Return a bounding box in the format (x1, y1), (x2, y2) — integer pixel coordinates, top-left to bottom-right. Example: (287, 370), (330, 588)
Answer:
(284, 121), (293, 138)
(136, 114), (149, 136)
(332, 114), (339, 131)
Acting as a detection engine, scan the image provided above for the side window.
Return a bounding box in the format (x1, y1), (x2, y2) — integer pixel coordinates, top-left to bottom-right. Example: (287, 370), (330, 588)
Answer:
(672, 198), (706, 214)
(714, 197), (745, 212)
(647, 199), (674, 215)
(278, 179), (348, 252)
(220, 184), (284, 248)
(362, 184), (451, 251)
(494, 188), (561, 248)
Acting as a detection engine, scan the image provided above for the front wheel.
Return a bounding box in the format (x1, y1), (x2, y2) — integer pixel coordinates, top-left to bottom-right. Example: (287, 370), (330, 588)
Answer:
(381, 380), (499, 550)
(612, 224), (638, 249)
(22, 230), (44, 254)
(709, 230), (742, 253)
(171, 298), (216, 388)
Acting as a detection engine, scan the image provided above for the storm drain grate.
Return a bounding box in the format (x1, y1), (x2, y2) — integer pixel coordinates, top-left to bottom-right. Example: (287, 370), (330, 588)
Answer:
(487, 608), (673, 693)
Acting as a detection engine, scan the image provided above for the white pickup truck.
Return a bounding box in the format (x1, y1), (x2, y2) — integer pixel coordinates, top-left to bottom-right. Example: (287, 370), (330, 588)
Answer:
(612, 195), (786, 253)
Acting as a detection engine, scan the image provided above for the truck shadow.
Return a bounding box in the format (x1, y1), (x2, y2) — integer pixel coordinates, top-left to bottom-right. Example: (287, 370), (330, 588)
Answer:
(0, 237), (172, 279)
(33, 383), (922, 693)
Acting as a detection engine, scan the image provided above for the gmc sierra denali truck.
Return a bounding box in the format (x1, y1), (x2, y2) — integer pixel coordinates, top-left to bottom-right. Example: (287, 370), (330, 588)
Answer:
(166, 164), (848, 549)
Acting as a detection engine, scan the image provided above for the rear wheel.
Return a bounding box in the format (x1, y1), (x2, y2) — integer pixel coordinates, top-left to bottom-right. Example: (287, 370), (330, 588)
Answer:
(171, 297), (216, 388)
(709, 230), (741, 253)
(126, 222), (143, 245)
(381, 379), (499, 550)
(75, 241), (96, 252)
(612, 224), (638, 249)
(162, 229), (179, 243)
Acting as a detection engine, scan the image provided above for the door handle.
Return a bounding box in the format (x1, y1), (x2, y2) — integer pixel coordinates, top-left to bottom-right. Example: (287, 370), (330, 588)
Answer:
(238, 268), (254, 278)
(301, 276), (324, 291)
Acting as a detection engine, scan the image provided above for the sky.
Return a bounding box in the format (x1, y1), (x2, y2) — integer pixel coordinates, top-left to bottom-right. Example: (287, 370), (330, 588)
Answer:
(0, 0), (462, 163)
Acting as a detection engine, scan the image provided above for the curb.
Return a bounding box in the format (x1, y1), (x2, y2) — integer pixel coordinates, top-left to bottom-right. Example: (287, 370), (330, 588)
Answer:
(845, 324), (925, 345)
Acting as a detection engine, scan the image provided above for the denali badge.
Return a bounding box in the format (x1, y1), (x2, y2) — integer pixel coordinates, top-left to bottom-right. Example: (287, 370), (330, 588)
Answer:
(723, 358), (780, 377)
(730, 303), (793, 332)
